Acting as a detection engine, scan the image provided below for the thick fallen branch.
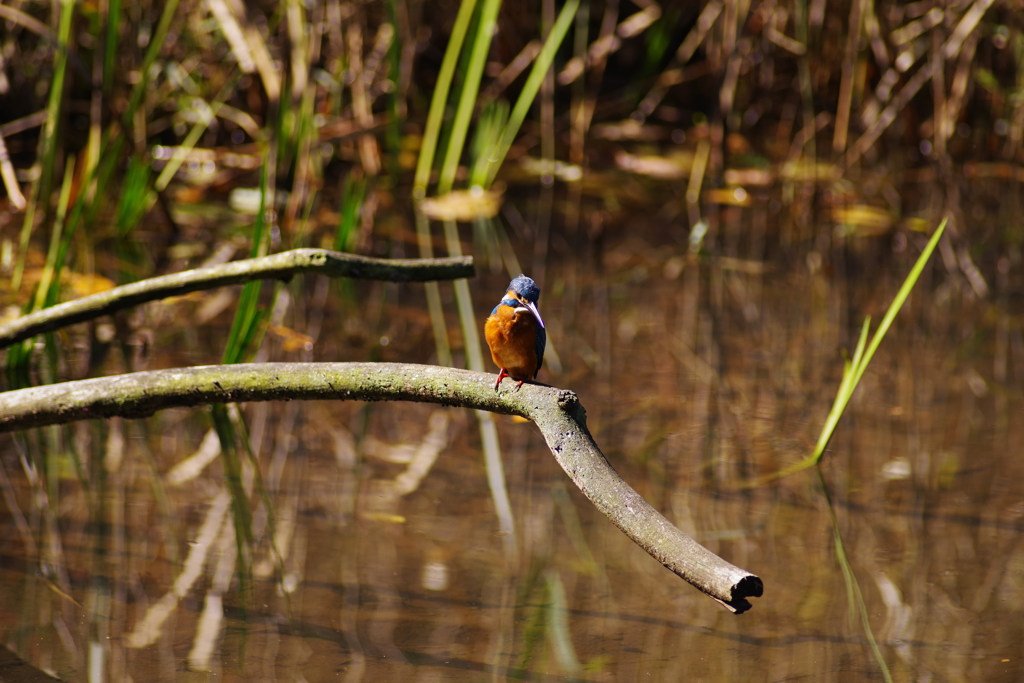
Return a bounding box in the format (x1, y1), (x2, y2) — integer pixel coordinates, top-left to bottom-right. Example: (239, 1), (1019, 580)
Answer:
(0, 249), (474, 349)
(0, 362), (763, 612)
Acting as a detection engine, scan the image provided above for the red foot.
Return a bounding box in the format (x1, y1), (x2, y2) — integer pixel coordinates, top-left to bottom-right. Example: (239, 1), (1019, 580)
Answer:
(493, 368), (528, 389)
(494, 368), (528, 391)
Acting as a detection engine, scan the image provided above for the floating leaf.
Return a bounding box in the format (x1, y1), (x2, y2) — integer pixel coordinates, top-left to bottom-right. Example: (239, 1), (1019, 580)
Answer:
(419, 187), (503, 222)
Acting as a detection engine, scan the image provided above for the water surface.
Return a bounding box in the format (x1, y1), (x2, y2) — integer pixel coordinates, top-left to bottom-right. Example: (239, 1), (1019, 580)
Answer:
(1, 190), (1020, 683)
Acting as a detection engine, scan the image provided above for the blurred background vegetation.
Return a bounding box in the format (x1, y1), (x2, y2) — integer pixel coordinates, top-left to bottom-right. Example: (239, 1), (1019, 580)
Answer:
(3, 2), (1024, 679)
(1, 0), (1021, 343)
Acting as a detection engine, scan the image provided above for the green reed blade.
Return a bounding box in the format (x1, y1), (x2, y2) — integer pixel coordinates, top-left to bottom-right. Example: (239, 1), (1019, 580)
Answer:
(482, 0), (580, 188)
(335, 173), (366, 253)
(814, 219), (948, 459)
(469, 100), (509, 189)
(115, 156), (153, 237)
(33, 155), (76, 313)
(103, 0), (121, 93)
(383, 0), (404, 178)
(412, 0), (479, 196)
(38, 0), (75, 205)
(85, 131), (125, 229)
(13, 0), (75, 292)
(810, 318), (870, 459)
(110, 155), (154, 278)
(223, 154), (273, 365)
(124, 0), (182, 124)
(412, 0), (480, 366)
(222, 274), (271, 366)
(848, 220), (948, 390)
(4, 337), (32, 390)
(774, 219), (948, 479)
(285, 74), (320, 247)
(436, 0), (502, 194)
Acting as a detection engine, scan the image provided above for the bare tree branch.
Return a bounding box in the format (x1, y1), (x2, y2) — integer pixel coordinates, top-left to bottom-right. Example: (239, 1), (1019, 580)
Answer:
(0, 362), (763, 612)
(0, 249), (474, 349)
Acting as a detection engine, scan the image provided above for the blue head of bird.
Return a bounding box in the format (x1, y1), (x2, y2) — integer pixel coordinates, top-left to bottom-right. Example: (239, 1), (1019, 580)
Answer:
(499, 275), (545, 328)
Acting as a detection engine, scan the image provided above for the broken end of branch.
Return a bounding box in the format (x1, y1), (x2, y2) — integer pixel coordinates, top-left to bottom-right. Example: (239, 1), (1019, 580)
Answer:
(716, 573), (764, 614)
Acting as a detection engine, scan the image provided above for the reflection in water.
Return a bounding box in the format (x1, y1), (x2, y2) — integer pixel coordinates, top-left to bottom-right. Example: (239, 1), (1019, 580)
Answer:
(1, 205), (1022, 682)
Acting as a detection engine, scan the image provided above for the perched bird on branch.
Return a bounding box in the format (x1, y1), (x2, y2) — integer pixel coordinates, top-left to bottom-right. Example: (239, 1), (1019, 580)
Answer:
(484, 275), (546, 390)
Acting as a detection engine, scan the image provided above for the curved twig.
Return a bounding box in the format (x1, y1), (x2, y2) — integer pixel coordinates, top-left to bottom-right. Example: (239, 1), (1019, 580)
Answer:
(0, 362), (763, 612)
(0, 249), (474, 349)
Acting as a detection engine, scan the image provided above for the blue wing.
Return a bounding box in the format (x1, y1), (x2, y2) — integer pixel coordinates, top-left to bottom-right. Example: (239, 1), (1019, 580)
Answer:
(534, 325), (546, 378)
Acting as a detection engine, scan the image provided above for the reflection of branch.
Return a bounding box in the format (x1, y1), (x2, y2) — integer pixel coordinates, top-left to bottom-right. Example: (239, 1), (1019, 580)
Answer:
(0, 249), (474, 349)
(0, 362), (763, 612)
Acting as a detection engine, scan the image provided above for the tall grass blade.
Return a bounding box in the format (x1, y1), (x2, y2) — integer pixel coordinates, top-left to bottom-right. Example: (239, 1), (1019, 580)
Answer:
(113, 155), (154, 276)
(282, 63), (320, 243)
(810, 319), (869, 461)
(765, 218), (947, 480)
(103, 0), (121, 93)
(223, 155), (274, 365)
(212, 153), (274, 617)
(34, 155), (77, 313)
(38, 0), (75, 206)
(412, 0), (481, 367)
(846, 221), (949, 392)
(114, 157), (153, 226)
(84, 132), (126, 229)
(383, 0), (404, 176)
(482, 0), (581, 188)
(469, 100), (509, 190)
(124, 0), (182, 124)
(12, 0), (75, 292)
(436, 0), (502, 194)
(412, 0), (479, 197)
(335, 173), (366, 253)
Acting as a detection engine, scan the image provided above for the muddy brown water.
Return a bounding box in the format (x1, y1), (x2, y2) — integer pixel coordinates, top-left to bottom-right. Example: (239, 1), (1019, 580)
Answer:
(1, 199), (1021, 682)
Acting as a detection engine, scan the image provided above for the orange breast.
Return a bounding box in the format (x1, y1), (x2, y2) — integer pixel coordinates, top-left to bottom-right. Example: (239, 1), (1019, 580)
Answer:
(485, 305), (540, 380)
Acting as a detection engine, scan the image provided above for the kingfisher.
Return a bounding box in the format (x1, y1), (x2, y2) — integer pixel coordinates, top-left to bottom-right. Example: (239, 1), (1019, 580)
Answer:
(485, 275), (546, 390)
